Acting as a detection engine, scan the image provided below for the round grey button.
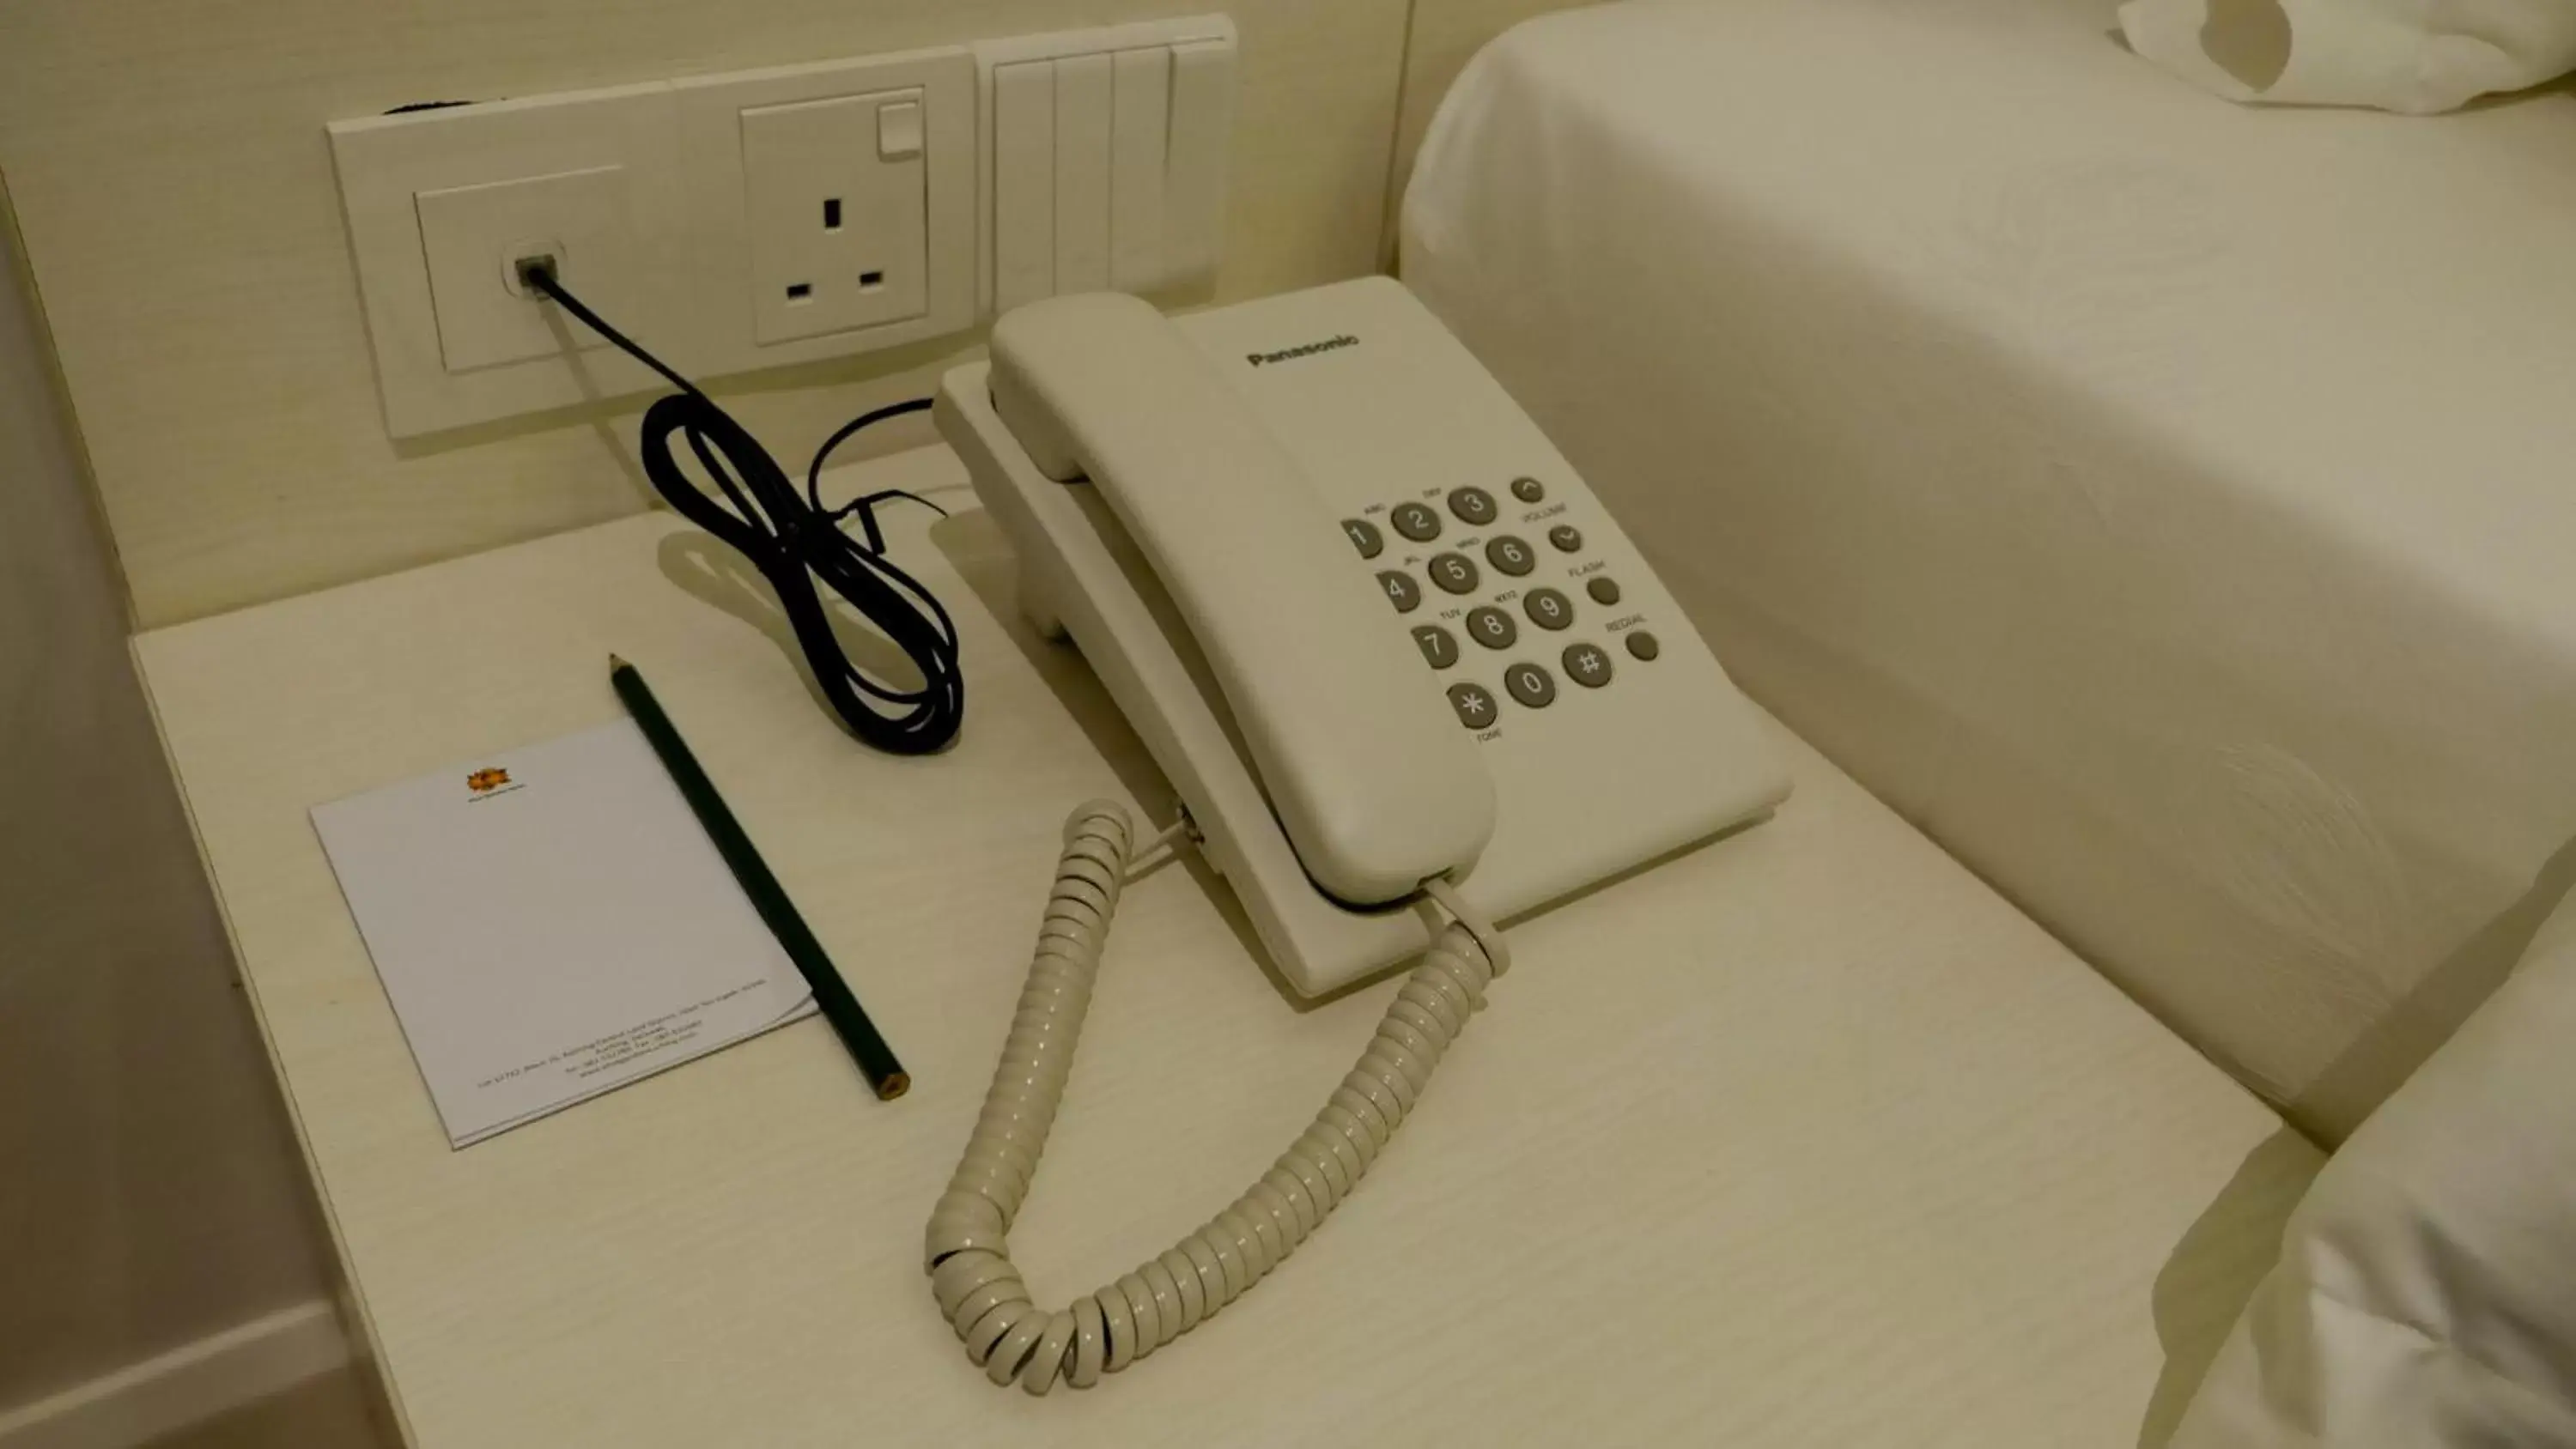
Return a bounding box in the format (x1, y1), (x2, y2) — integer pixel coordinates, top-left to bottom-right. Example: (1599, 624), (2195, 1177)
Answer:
(1485, 535), (1536, 577)
(1510, 476), (1546, 504)
(1448, 487), (1498, 525)
(1446, 682), (1500, 730)
(1377, 570), (1422, 614)
(1563, 642), (1614, 688)
(1342, 518), (1383, 559)
(1525, 587), (1574, 631)
(1624, 630), (1662, 661)
(1465, 605), (1517, 650)
(1548, 524), (1583, 553)
(1504, 662), (1557, 708)
(1412, 624), (1459, 670)
(1586, 576), (1622, 606)
(1427, 552), (1479, 595)
(1389, 502), (1442, 542)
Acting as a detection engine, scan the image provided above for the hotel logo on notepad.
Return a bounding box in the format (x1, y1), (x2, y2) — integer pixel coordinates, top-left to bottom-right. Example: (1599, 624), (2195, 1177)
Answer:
(465, 767), (522, 801)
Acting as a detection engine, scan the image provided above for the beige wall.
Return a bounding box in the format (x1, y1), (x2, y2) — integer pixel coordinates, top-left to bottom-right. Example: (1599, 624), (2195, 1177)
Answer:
(0, 0), (1413, 629)
(0, 183), (331, 1409)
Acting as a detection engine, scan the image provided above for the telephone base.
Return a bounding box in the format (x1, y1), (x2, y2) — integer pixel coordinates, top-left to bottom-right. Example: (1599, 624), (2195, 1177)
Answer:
(939, 277), (1788, 995)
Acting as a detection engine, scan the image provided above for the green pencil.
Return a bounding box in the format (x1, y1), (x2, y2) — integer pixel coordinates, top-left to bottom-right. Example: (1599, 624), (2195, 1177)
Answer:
(610, 655), (909, 1101)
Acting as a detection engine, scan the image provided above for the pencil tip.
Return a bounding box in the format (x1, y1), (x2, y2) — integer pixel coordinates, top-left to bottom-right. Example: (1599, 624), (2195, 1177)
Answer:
(608, 654), (629, 671)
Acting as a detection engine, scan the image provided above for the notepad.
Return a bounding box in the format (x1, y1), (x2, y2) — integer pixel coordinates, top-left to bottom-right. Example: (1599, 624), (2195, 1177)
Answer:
(313, 721), (817, 1147)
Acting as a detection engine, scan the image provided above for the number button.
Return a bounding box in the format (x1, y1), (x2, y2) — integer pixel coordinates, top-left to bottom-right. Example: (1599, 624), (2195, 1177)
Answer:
(1466, 606), (1518, 650)
(1563, 642), (1614, 688)
(1342, 518), (1383, 559)
(1586, 577), (1621, 605)
(1485, 535), (1535, 577)
(1511, 476), (1546, 504)
(1413, 625), (1460, 670)
(1446, 682), (1500, 730)
(1427, 552), (1479, 595)
(1389, 502), (1442, 542)
(1524, 587), (1574, 631)
(1548, 524), (1583, 553)
(1448, 487), (1498, 525)
(1504, 663), (1557, 708)
(1377, 571), (1422, 614)
(1624, 631), (1662, 661)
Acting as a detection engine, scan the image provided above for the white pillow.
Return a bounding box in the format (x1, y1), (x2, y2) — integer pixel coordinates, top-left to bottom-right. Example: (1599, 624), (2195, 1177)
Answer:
(2171, 888), (2576, 1446)
(2120, 0), (2576, 113)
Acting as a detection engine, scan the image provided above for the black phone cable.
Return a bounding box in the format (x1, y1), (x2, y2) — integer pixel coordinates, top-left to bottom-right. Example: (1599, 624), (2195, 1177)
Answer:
(522, 260), (964, 755)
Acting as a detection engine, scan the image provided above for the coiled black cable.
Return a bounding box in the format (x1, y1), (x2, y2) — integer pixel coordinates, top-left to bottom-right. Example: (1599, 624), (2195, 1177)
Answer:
(526, 264), (965, 755)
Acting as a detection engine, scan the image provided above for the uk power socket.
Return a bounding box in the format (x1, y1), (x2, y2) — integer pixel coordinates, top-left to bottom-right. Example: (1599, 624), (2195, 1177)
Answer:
(742, 88), (930, 344)
(673, 47), (975, 382)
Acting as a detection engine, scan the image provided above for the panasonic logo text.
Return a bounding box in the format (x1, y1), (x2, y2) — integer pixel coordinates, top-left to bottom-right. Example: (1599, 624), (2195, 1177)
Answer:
(1246, 335), (1359, 367)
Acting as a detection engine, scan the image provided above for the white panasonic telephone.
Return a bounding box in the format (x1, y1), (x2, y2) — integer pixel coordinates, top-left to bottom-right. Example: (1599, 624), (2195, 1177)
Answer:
(922, 278), (1787, 1395)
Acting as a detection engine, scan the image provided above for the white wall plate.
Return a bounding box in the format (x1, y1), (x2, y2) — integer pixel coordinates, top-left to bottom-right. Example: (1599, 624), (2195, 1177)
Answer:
(329, 53), (971, 441)
(327, 26), (1218, 440)
(672, 47), (976, 381)
(330, 84), (694, 440)
(973, 15), (1237, 318)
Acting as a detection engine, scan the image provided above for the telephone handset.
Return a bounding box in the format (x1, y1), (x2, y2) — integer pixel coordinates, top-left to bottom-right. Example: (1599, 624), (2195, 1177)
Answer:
(924, 281), (1787, 1394)
(981, 292), (1497, 906)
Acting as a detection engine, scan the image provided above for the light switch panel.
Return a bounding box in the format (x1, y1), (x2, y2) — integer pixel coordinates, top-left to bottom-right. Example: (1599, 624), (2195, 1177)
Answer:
(1051, 53), (1115, 297)
(1163, 38), (1236, 282)
(990, 62), (1056, 312)
(975, 15), (1236, 315)
(1109, 47), (1170, 293)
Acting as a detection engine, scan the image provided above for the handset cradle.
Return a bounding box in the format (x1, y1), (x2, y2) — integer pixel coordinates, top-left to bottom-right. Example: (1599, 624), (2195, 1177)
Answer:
(986, 294), (1493, 906)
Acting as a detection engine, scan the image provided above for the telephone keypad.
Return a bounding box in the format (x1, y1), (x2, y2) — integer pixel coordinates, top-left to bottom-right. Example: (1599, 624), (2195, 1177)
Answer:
(1485, 536), (1535, 577)
(1524, 587), (1574, 631)
(1360, 483), (1650, 726)
(1413, 625), (1460, 670)
(1504, 663), (1557, 708)
(1449, 487), (1498, 525)
(1563, 643), (1614, 688)
(1466, 606), (1517, 650)
(1378, 571), (1422, 614)
(1446, 682), (1500, 730)
(1427, 553), (1479, 595)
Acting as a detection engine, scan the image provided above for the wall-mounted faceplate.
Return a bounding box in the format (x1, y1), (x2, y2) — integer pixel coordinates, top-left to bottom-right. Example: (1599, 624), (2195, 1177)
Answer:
(975, 17), (1237, 317)
(330, 50), (973, 440)
(330, 84), (690, 440)
(672, 48), (975, 381)
(328, 21), (1232, 440)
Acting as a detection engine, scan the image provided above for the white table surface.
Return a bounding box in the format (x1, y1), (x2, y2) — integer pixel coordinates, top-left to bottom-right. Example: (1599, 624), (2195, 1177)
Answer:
(137, 445), (2315, 1447)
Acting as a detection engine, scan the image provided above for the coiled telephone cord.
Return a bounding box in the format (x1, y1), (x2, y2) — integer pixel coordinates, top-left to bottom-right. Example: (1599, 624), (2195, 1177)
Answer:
(924, 800), (1510, 1394)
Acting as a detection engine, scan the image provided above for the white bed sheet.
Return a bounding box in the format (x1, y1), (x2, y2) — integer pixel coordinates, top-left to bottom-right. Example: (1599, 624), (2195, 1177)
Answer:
(1402, 0), (2576, 1140)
